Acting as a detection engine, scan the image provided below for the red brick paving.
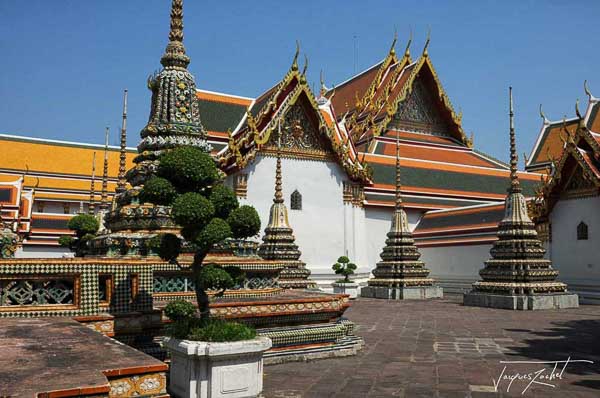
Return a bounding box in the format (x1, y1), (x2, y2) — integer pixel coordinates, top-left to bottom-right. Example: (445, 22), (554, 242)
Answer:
(263, 296), (600, 397)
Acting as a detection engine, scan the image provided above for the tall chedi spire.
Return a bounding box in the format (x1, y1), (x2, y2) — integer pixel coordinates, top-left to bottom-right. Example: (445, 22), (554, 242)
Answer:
(116, 89), (128, 194)
(257, 120), (315, 289)
(88, 152), (96, 215)
(101, 127), (110, 209)
(128, 0), (208, 189)
(464, 87), (578, 310)
(361, 133), (442, 299)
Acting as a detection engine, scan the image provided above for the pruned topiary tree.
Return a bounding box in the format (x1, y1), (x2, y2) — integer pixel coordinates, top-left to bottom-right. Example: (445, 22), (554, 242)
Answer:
(332, 256), (357, 283)
(59, 213), (100, 257)
(141, 146), (261, 321)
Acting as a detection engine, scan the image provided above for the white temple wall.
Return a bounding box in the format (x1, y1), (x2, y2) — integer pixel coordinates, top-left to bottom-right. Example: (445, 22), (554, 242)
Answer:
(419, 243), (491, 294)
(16, 245), (73, 258)
(549, 196), (600, 303)
(230, 155), (349, 278)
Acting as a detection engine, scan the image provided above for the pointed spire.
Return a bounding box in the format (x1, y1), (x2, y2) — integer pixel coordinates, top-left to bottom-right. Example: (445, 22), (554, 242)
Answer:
(539, 104), (550, 125)
(292, 41), (300, 71)
(575, 98), (582, 119)
(101, 127), (109, 209)
(584, 80), (597, 102)
(404, 27), (413, 58)
(300, 54), (308, 84)
(274, 121), (284, 204)
(319, 70), (328, 97)
(89, 152), (97, 215)
(508, 87), (521, 193)
(389, 28), (398, 56)
(395, 133), (402, 209)
(160, 0), (190, 68)
(422, 28), (431, 56)
(116, 89), (128, 194)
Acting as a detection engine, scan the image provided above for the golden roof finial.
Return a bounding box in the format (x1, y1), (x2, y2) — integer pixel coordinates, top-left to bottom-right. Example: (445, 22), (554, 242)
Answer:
(575, 98), (582, 119)
(389, 28), (398, 56)
(584, 80), (596, 101)
(539, 103), (549, 125)
(404, 27), (413, 58)
(508, 87), (521, 193)
(301, 54), (308, 82)
(292, 40), (300, 71)
(423, 27), (431, 56)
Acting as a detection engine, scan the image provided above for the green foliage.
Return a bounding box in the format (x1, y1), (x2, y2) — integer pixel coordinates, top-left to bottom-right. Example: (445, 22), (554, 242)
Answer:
(164, 300), (197, 322)
(172, 193), (215, 229)
(58, 235), (73, 247)
(158, 146), (219, 192)
(209, 185), (238, 219)
(194, 218), (232, 252)
(223, 266), (245, 286)
(139, 176), (177, 205)
(187, 319), (256, 342)
(332, 255), (357, 282)
(227, 205), (261, 239)
(196, 264), (235, 291)
(148, 233), (181, 262)
(67, 214), (99, 238)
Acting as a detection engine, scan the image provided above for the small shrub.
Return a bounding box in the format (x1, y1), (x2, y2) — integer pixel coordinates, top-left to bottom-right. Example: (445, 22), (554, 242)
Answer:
(194, 218), (232, 252)
(187, 319), (256, 342)
(209, 185), (238, 219)
(171, 192), (215, 229)
(67, 214), (99, 237)
(164, 300), (197, 322)
(332, 255), (357, 283)
(158, 146), (219, 191)
(58, 235), (73, 247)
(227, 205), (261, 239)
(196, 264), (235, 292)
(139, 176), (177, 205)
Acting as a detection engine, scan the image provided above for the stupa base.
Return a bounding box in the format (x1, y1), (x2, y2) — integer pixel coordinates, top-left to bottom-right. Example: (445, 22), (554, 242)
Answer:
(463, 291), (579, 310)
(361, 285), (443, 300)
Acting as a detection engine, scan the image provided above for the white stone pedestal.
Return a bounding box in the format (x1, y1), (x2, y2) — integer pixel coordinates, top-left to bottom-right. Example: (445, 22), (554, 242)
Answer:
(463, 292), (579, 310)
(165, 336), (272, 398)
(332, 282), (359, 299)
(361, 285), (443, 300)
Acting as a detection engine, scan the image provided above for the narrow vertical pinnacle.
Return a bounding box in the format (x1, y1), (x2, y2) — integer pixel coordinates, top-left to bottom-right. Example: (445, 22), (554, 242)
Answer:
(274, 120), (283, 204)
(161, 0), (189, 68)
(509, 87), (521, 193)
(395, 133), (403, 208)
(89, 152), (96, 215)
(116, 89), (128, 194)
(101, 127), (109, 209)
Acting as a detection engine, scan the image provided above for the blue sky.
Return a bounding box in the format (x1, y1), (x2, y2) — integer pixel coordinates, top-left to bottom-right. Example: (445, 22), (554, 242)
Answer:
(1, 0), (598, 164)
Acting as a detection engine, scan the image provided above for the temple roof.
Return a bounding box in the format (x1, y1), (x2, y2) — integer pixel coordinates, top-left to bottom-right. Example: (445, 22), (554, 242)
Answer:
(413, 203), (504, 247)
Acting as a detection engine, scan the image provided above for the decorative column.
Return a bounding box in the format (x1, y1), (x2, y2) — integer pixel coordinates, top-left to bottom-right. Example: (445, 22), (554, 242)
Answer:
(361, 131), (442, 299)
(463, 88), (578, 310)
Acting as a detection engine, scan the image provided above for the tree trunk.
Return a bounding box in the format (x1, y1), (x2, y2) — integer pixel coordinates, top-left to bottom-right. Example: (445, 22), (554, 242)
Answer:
(193, 250), (210, 322)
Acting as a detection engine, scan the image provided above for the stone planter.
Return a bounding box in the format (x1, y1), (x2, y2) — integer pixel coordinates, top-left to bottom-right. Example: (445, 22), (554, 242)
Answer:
(164, 336), (272, 398)
(332, 282), (359, 299)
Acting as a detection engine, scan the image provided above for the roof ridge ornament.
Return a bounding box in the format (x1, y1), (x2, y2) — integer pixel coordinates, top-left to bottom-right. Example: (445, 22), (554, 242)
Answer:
(539, 104), (550, 125)
(575, 98), (582, 119)
(389, 28), (398, 56)
(422, 27), (431, 57)
(404, 27), (413, 58)
(584, 80), (597, 102)
(300, 54), (308, 84)
(292, 40), (300, 71)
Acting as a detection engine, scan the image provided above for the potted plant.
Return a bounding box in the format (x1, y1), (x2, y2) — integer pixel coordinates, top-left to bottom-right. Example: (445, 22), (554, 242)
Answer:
(163, 300), (271, 398)
(331, 256), (359, 299)
(140, 146), (269, 397)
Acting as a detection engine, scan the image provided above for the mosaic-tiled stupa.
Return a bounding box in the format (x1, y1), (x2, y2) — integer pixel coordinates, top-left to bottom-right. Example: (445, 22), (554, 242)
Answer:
(91, 0), (210, 256)
(463, 87), (578, 310)
(361, 133), (443, 299)
(257, 140), (315, 289)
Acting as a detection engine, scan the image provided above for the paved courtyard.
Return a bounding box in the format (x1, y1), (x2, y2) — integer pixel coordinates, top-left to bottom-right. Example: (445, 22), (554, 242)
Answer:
(263, 296), (600, 397)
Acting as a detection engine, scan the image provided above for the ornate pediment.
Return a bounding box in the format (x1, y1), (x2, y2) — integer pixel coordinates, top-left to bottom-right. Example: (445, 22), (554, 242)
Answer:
(264, 102), (332, 160)
(389, 78), (451, 136)
(562, 166), (597, 199)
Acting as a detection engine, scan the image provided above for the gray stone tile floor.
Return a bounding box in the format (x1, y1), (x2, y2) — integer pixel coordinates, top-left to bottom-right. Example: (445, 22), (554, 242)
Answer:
(263, 295), (600, 397)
